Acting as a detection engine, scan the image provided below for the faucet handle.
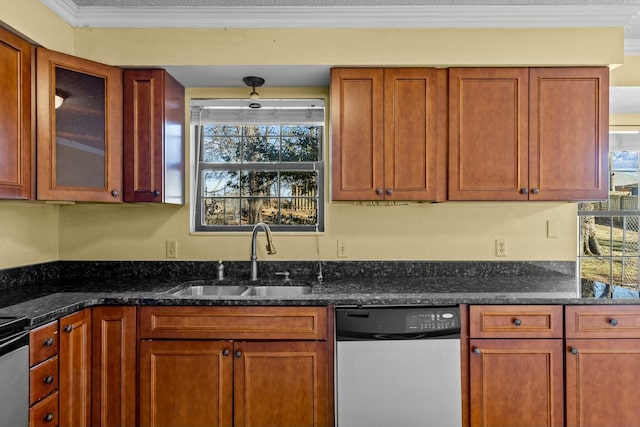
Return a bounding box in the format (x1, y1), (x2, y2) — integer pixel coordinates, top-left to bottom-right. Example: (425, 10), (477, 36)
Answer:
(275, 271), (291, 282)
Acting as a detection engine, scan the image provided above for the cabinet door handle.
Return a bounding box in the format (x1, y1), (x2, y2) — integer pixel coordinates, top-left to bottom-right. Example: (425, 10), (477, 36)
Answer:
(375, 188), (383, 196)
(520, 188), (529, 195)
(111, 190), (120, 197)
(222, 348), (230, 357)
(44, 337), (55, 347)
(570, 347), (579, 355)
(153, 190), (161, 197)
(63, 325), (72, 333)
(235, 350), (242, 358)
(609, 318), (618, 326)
(385, 188), (393, 196)
(44, 375), (55, 384)
(531, 188), (540, 194)
(472, 348), (481, 355)
(44, 413), (54, 422)
(513, 318), (522, 326)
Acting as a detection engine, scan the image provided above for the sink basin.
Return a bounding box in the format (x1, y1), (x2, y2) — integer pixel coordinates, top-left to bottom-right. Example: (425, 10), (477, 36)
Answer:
(240, 286), (313, 297)
(173, 285), (247, 296)
(170, 281), (313, 297)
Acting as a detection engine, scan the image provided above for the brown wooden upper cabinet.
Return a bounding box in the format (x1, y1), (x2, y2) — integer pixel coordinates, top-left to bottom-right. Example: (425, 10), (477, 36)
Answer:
(36, 47), (123, 202)
(330, 67), (446, 201)
(123, 69), (185, 204)
(0, 27), (34, 200)
(448, 67), (609, 201)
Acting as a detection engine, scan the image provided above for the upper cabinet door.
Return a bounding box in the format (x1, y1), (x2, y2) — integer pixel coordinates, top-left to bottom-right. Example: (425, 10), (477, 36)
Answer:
(330, 68), (384, 200)
(0, 27), (34, 200)
(529, 67), (609, 201)
(448, 67), (530, 201)
(36, 48), (123, 202)
(383, 68), (440, 201)
(123, 69), (185, 204)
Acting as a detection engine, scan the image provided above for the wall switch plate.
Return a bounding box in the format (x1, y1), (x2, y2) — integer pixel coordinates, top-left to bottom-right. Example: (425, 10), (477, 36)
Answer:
(166, 240), (178, 258)
(337, 239), (348, 258)
(495, 238), (507, 257)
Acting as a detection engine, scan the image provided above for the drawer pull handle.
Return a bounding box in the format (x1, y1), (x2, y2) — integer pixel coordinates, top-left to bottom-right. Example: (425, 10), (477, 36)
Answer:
(44, 413), (54, 422)
(473, 348), (481, 355)
(570, 347), (579, 355)
(44, 375), (54, 384)
(63, 325), (72, 333)
(222, 348), (230, 357)
(513, 318), (522, 326)
(44, 337), (54, 347)
(609, 318), (618, 326)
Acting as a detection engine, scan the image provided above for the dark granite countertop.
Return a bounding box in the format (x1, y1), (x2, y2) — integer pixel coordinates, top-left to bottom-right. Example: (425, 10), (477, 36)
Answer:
(0, 260), (637, 328)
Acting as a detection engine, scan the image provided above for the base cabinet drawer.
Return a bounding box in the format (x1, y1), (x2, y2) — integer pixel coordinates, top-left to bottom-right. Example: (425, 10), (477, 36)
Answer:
(29, 391), (58, 427)
(566, 305), (640, 338)
(470, 305), (562, 338)
(30, 356), (59, 405)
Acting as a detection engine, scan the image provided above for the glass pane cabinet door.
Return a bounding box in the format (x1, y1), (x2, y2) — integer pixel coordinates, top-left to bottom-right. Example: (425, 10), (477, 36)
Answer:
(36, 47), (122, 202)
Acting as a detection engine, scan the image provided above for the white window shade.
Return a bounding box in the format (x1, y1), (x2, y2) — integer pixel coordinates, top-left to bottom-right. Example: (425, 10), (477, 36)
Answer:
(191, 98), (325, 125)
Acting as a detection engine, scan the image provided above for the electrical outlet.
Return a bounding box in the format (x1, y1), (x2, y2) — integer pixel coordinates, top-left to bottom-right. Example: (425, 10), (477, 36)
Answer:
(337, 239), (348, 258)
(166, 240), (178, 258)
(495, 238), (507, 257)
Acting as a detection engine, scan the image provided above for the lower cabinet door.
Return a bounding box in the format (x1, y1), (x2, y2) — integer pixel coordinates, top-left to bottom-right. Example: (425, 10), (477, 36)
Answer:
(566, 339), (640, 427)
(233, 341), (330, 427)
(469, 339), (564, 427)
(138, 340), (233, 427)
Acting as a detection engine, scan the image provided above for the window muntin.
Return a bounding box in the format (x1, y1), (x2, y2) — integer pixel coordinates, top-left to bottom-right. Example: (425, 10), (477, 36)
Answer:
(192, 100), (324, 232)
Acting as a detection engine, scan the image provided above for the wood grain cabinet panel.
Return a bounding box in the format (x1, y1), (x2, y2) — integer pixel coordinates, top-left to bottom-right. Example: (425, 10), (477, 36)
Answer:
(91, 306), (137, 427)
(59, 309), (91, 427)
(29, 391), (59, 427)
(331, 67), (446, 201)
(470, 305), (563, 338)
(36, 47), (123, 202)
(30, 356), (59, 405)
(0, 26), (34, 199)
(29, 321), (59, 366)
(449, 67), (608, 201)
(469, 339), (564, 427)
(123, 69), (184, 204)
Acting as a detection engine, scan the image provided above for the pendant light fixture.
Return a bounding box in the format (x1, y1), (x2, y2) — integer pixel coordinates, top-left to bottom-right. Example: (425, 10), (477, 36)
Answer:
(243, 76), (265, 109)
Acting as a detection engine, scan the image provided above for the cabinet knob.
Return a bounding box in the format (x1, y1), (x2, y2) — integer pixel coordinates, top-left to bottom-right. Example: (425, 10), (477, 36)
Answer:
(570, 347), (579, 355)
(235, 350), (242, 358)
(44, 337), (55, 347)
(63, 324), (72, 333)
(531, 188), (540, 194)
(153, 190), (161, 197)
(44, 375), (54, 384)
(609, 318), (618, 326)
(222, 348), (230, 357)
(520, 188), (529, 195)
(44, 413), (54, 423)
(385, 188), (393, 196)
(513, 318), (522, 326)
(375, 188), (383, 196)
(111, 190), (119, 197)
(473, 348), (481, 355)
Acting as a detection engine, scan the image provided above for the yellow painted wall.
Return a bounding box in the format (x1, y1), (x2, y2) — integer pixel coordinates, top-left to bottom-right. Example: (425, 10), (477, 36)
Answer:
(0, 6), (629, 267)
(0, 203), (59, 269)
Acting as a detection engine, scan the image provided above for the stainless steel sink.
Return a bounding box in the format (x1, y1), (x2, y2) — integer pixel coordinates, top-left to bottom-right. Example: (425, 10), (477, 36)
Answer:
(240, 286), (312, 296)
(171, 281), (313, 297)
(173, 285), (248, 296)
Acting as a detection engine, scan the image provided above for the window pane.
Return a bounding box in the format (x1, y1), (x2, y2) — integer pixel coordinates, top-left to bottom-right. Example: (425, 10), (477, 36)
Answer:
(203, 198), (241, 225)
(281, 130), (319, 161)
(203, 128), (242, 162)
(580, 257), (611, 286)
(280, 198), (317, 225)
(202, 170), (239, 197)
(240, 171), (278, 197)
(280, 171), (317, 197)
(241, 197), (275, 225)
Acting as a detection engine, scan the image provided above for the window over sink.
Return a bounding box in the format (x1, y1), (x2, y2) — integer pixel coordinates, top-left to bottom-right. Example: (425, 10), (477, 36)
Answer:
(191, 99), (325, 232)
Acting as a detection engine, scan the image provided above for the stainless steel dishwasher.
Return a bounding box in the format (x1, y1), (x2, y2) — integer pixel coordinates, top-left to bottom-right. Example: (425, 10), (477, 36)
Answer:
(335, 306), (462, 427)
(0, 316), (29, 427)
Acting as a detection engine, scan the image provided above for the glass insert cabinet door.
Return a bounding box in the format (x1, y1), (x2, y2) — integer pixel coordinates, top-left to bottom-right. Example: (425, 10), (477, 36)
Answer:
(36, 47), (122, 202)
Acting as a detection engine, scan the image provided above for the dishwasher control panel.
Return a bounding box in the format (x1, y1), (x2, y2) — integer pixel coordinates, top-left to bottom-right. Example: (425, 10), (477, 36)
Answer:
(335, 306), (460, 340)
(406, 308), (460, 332)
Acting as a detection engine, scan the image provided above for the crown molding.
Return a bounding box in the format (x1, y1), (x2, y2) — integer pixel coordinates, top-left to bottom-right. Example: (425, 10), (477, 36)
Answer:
(39, 1), (639, 29)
